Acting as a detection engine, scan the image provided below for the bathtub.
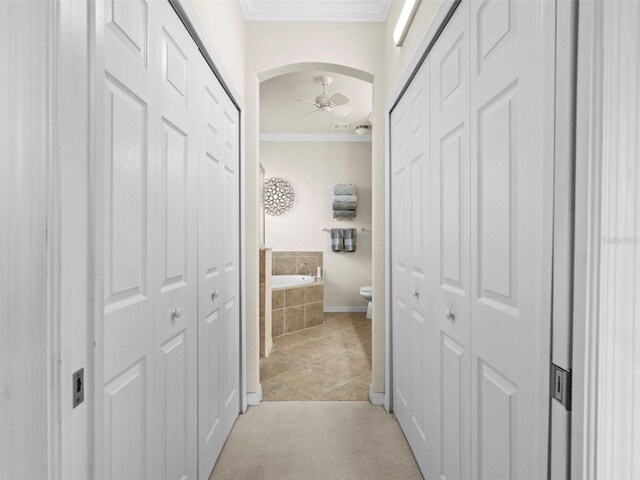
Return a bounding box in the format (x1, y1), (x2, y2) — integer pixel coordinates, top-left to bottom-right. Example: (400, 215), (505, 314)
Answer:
(272, 275), (315, 290)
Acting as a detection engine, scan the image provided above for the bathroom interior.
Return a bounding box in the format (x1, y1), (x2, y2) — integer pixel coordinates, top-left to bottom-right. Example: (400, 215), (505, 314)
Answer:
(258, 70), (373, 401)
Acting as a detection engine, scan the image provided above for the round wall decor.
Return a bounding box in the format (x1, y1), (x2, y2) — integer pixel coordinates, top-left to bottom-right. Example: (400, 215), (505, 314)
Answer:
(264, 177), (295, 216)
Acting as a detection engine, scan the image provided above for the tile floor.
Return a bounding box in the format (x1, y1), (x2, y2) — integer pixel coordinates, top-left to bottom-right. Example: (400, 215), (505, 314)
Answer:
(260, 312), (372, 401)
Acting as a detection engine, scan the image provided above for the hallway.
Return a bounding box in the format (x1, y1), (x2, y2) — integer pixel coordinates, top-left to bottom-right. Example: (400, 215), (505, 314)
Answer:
(6, 0), (637, 478)
(209, 402), (423, 480)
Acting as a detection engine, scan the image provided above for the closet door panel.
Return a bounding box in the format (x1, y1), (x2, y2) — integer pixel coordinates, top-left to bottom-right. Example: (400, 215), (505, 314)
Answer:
(197, 70), (225, 478)
(102, 1), (156, 476)
(429, 3), (471, 479)
(391, 58), (434, 475)
(153, 3), (198, 479)
(197, 56), (241, 479)
(218, 93), (240, 447)
(391, 104), (410, 413)
(470, 0), (553, 478)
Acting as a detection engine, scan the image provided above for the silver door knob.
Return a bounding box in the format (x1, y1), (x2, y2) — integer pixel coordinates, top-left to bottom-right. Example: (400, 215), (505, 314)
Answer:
(171, 307), (182, 319)
(211, 290), (219, 301)
(412, 290), (419, 298)
(445, 308), (455, 320)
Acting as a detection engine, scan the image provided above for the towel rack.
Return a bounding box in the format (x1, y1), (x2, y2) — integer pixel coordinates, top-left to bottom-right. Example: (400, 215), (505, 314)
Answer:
(322, 227), (371, 232)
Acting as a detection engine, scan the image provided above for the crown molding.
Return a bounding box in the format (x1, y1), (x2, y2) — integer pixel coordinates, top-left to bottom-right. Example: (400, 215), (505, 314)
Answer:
(260, 132), (372, 142)
(240, 0), (392, 23)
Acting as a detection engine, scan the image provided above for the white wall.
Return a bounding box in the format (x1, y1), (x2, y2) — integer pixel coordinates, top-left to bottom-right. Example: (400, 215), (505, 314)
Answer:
(593, 3), (640, 477)
(246, 20), (386, 393)
(261, 141), (372, 309)
(191, 0), (246, 95)
(385, 0), (441, 98)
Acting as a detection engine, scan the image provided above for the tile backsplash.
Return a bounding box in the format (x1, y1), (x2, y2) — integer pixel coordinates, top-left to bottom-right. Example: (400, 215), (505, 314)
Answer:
(272, 251), (323, 276)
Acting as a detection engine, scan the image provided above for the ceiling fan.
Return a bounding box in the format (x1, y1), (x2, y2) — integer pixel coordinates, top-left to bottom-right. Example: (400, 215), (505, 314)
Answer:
(297, 75), (354, 117)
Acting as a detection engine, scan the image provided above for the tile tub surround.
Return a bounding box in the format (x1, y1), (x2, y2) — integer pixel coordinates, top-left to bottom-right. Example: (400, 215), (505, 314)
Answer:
(272, 279), (324, 336)
(260, 312), (372, 401)
(272, 251), (323, 276)
(259, 248), (273, 358)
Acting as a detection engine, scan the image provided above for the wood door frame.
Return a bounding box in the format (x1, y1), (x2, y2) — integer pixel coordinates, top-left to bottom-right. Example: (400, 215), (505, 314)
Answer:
(385, 0), (571, 475)
(79, 1), (247, 478)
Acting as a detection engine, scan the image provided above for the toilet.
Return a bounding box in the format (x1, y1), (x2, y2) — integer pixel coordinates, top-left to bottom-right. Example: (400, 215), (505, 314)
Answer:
(360, 285), (372, 319)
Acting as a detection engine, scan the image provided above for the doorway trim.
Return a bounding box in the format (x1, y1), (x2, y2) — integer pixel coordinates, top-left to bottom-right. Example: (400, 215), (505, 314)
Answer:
(570, 4), (602, 475)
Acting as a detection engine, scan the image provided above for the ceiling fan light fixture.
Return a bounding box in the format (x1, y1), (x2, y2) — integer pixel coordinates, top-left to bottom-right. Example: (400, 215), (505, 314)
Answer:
(355, 124), (370, 136)
(320, 105), (332, 112)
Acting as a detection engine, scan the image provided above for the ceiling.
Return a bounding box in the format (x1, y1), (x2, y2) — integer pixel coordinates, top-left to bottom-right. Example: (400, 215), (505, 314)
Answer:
(240, 0), (392, 22)
(260, 71), (373, 135)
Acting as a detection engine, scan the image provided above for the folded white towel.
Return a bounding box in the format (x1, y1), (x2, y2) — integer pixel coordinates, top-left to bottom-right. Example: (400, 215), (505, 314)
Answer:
(332, 194), (357, 203)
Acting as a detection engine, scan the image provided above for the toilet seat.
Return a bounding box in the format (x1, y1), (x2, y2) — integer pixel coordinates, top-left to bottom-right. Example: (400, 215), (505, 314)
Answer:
(360, 286), (373, 320)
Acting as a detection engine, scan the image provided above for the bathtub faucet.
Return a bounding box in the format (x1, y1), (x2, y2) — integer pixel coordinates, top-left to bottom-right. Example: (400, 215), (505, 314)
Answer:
(298, 262), (312, 276)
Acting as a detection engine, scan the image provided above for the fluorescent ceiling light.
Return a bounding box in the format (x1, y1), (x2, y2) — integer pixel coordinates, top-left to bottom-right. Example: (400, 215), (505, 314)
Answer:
(393, 0), (422, 47)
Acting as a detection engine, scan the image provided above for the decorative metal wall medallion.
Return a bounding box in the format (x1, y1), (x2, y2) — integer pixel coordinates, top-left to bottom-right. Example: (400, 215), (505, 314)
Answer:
(264, 177), (295, 216)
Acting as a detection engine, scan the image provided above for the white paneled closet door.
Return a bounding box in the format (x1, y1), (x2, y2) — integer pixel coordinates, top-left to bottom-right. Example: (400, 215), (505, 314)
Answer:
(390, 57), (432, 473)
(197, 53), (241, 480)
(428, 3), (471, 480)
(103, 1), (161, 477)
(153, 3), (199, 479)
(391, 1), (554, 479)
(103, 1), (199, 478)
(469, 1), (553, 478)
(101, 1), (240, 479)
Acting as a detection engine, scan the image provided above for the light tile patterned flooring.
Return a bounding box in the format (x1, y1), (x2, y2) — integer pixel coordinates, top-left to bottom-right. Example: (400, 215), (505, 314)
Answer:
(261, 312), (372, 401)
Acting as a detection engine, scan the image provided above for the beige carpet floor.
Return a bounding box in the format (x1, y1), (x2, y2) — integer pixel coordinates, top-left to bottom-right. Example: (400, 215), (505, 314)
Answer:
(209, 401), (423, 480)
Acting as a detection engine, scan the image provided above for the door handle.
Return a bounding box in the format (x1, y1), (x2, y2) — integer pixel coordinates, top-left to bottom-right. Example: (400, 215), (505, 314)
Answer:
(445, 308), (455, 320)
(211, 290), (219, 301)
(412, 290), (419, 298)
(171, 307), (182, 320)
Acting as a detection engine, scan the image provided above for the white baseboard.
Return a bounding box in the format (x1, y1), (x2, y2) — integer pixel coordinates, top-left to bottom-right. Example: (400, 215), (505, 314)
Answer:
(246, 384), (263, 406)
(369, 385), (385, 406)
(323, 306), (368, 313)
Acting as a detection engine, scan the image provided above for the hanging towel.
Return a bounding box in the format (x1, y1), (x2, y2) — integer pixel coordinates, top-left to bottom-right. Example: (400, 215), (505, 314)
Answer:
(332, 201), (358, 211)
(331, 228), (344, 252)
(344, 228), (357, 252)
(333, 184), (357, 196)
(333, 210), (357, 219)
(332, 194), (357, 203)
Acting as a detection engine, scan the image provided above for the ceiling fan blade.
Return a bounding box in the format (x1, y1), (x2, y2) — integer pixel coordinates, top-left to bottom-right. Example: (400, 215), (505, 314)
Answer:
(332, 105), (353, 117)
(329, 93), (349, 106)
(305, 109), (320, 116)
(297, 99), (320, 107)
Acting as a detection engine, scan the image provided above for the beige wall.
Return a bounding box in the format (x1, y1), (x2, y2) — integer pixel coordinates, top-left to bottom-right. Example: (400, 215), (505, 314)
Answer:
(191, 0), (246, 95)
(261, 141), (372, 309)
(246, 21), (386, 394)
(385, 0), (441, 98)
